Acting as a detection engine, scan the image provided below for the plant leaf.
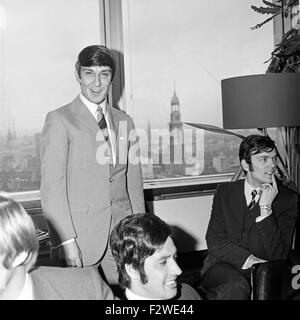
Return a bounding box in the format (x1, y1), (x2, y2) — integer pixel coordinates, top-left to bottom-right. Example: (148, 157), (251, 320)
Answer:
(251, 5), (281, 14)
(184, 123), (245, 139)
(262, 0), (282, 8)
(285, 41), (300, 56)
(251, 12), (281, 30)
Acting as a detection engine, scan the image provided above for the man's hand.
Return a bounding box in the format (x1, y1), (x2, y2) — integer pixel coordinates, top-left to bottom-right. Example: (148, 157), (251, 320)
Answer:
(259, 174), (278, 208)
(58, 240), (83, 267)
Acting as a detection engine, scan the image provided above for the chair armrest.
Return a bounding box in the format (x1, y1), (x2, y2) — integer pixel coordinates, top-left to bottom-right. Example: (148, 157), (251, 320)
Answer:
(251, 260), (286, 300)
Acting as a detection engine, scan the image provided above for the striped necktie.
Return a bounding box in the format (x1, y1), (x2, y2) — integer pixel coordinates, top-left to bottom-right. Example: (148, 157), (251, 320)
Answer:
(248, 189), (257, 211)
(97, 106), (108, 141)
(96, 106), (103, 123)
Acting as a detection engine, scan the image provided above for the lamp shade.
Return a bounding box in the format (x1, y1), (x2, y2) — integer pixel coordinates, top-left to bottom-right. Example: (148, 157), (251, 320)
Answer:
(221, 73), (300, 129)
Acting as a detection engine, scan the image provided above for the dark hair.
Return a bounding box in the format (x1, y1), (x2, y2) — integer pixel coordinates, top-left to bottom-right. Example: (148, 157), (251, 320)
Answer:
(110, 213), (171, 289)
(239, 134), (276, 173)
(75, 45), (116, 79)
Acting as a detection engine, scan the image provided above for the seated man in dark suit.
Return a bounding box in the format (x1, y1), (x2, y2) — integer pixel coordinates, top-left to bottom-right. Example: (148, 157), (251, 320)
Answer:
(110, 213), (201, 300)
(0, 194), (115, 300)
(200, 134), (299, 300)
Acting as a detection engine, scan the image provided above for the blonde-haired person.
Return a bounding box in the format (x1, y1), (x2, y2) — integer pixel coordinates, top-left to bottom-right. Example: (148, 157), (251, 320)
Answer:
(0, 194), (116, 300)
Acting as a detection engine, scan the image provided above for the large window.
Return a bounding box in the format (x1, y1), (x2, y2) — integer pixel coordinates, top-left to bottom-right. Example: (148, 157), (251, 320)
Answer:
(0, 0), (274, 194)
(116, 0), (274, 183)
(0, 0), (102, 193)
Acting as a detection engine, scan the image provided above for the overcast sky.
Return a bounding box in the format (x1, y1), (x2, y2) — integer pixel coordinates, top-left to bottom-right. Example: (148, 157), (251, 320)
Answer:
(123, 0), (274, 129)
(0, 0), (273, 135)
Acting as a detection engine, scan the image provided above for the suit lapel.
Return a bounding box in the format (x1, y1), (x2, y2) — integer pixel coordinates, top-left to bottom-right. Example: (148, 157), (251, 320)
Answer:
(72, 95), (101, 135)
(72, 95), (112, 160)
(234, 180), (262, 232)
(249, 201), (261, 220)
(230, 180), (248, 238)
(233, 179), (247, 216)
(72, 96), (124, 166)
(107, 105), (119, 164)
(107, 104), (118, 136)
(270, 184), (284, 218)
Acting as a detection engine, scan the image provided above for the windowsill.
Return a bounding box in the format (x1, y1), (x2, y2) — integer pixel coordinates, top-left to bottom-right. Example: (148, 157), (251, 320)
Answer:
(6, 190), (41, 203)
(143, 173), (234, 189)
(5, 173), (235, 203)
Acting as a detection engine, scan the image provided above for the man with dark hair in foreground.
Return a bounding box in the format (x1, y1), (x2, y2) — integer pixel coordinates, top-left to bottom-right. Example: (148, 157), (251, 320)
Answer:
(110, 213), (201, 300)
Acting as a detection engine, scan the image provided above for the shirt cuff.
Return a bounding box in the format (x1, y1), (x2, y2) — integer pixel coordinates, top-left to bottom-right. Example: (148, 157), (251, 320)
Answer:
(256, 211), (272, 223)
(52, 238), (75, 249)
(241, 255), (252, 270)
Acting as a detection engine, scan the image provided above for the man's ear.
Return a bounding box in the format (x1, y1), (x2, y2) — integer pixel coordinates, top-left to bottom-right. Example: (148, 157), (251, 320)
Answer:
(241, 159), (249, 173)
(75, 68), (81, 84)
(125, 264), (140, 280)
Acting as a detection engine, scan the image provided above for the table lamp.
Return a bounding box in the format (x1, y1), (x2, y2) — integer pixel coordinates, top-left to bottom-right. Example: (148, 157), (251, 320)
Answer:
(187, 73), (300, 188)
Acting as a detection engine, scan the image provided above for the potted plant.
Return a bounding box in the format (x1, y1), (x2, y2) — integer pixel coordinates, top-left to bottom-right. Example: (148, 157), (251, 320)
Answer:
(251, 0), (300, 72)
(251, 0), (300, 191)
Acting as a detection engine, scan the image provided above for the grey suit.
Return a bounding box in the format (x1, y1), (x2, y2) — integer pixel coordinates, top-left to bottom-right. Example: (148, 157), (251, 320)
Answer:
(40, 95), (145, 270)
(31, 266), (116, 300)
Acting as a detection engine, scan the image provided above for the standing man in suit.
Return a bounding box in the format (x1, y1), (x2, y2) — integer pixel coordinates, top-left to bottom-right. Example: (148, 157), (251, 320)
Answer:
(110, 213), (201, 300)
(40, 45), (145, 285)
(0, 194), (116, 300)
(200, 134), (299, 299)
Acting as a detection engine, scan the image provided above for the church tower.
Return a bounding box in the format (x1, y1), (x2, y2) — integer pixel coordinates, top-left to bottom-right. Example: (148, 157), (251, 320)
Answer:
(169, 89), (183, 143)
(169, 87), (184, 174)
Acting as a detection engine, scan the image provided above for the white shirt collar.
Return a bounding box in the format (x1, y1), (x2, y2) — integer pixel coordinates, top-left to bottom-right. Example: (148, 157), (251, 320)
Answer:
(79, 93), (107, 120)
(125, 288), (160, 300)
(79, 93), (116, 166)
(17, 273), (34, 300)
(244, 179), (260, 206)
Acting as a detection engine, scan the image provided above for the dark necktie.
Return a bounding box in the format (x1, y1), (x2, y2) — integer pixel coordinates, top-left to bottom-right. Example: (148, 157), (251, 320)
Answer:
(248, 189), (257, 210)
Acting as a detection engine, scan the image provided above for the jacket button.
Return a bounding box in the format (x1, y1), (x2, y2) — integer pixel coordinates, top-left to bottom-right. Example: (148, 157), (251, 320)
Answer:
(109, 178), (113, 182)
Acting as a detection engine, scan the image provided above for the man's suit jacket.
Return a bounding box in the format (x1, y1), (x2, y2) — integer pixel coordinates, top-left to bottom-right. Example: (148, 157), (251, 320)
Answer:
(174, 283), (202, 300)
(202, 179), (299, 275)
(40, 95), (145, 265)
(31, 266), (116, 300)
(120, 283), (201, 300)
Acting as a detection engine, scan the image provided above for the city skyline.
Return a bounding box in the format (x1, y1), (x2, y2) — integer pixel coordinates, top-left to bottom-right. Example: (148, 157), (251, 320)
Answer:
(0, 84), (254, 192)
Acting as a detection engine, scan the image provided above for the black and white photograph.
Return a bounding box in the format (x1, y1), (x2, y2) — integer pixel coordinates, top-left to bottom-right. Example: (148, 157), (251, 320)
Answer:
(0, 0), (300, 305)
